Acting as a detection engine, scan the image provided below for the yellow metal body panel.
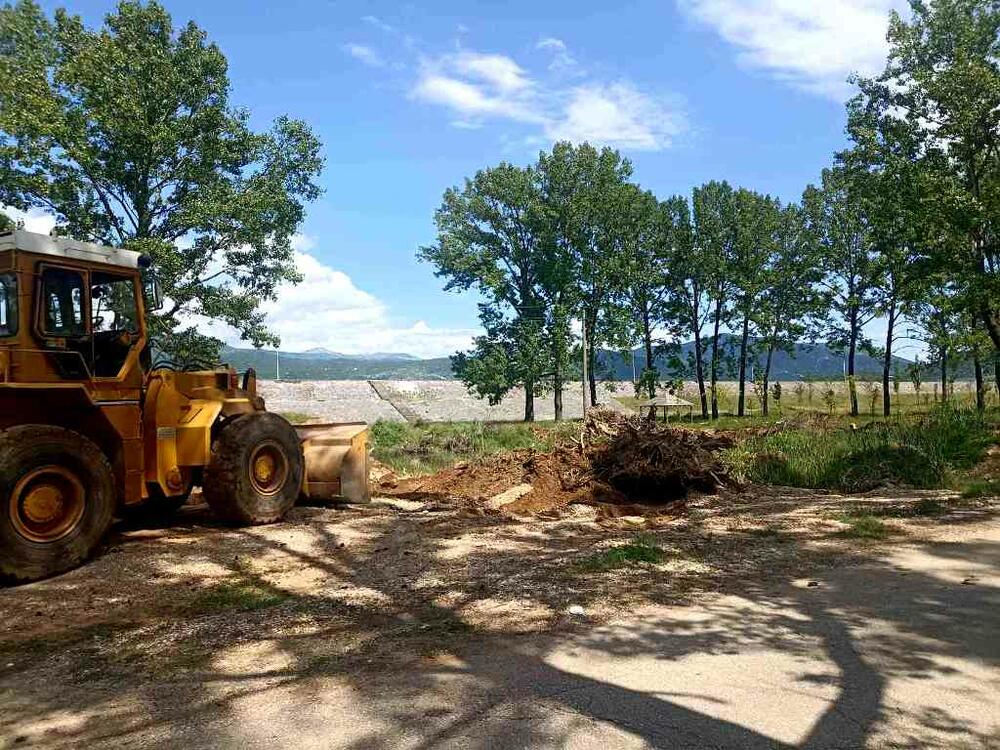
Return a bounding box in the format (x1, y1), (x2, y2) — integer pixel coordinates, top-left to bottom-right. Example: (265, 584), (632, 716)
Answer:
(1, 235), (371, 510)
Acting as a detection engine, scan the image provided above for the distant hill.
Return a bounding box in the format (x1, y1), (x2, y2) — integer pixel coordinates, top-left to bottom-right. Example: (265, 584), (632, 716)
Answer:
(220, 337), (922, 382)
(595, 335), (914, 382)
(220, 346), (451, 380)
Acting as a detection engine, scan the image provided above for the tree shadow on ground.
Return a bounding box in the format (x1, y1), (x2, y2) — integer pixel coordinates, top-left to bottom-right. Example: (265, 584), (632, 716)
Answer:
(0, 492), (998, 749)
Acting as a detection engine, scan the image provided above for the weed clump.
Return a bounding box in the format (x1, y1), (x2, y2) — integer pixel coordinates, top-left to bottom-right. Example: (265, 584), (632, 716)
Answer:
(579, 534), (665, 571)
(722, 407), (996, 492)
(835, 515), (892, 540)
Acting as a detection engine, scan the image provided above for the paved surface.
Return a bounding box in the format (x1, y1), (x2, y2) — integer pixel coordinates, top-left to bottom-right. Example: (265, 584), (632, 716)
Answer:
(5, 522), (996, 749)
(258, 379), (633, 423)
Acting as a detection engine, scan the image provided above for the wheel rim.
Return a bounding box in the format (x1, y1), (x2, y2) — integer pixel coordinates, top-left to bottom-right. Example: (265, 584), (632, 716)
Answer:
(9, 466), (87, 543)
(249, 441), (289, 497)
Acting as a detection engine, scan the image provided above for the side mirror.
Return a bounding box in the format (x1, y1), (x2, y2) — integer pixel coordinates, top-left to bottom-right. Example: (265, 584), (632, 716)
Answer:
(142, 273), (164, 312)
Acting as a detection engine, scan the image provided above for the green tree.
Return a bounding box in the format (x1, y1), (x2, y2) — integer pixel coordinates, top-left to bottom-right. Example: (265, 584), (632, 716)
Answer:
(0, 1), (323, 357)
(662, 194), (710, 417)
(537, 142), (632, 409)
(452, 305), (547, 415)
(0, 212), (17, 231)
(613, 184), (665, 399)
(803, 168), (880, 416)
(851, 0), (1000, 351)
(838, 112), (924, 416)
(420, 162), (551, 422)
(754, 203), (827, 416)
(731, 188), (779, 417)
(692, 181), (737, 419)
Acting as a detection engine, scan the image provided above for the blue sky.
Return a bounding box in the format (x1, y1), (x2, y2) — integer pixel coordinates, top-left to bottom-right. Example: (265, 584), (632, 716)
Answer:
(21, 0), (916, 358)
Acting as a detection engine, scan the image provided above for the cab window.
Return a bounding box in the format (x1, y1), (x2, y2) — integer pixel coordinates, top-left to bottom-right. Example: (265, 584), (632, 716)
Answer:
(0, 273), (16, 337)
(41, 268), (86, 336)
(91, 272), (138, 334)
(91, 271), (139, 378)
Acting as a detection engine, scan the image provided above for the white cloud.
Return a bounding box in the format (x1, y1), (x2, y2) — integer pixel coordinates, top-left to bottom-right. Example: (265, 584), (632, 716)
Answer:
(546, 83), (685, 151)
(537, 37), (578, 71)
(343, 43), (384, 68)
(193, 238), (476, 358)
(1, 205), (56, 234)
(2, 211), (473, 357)
(453, 51), (531, 93)
(411, 44), (683, 150)
(678, 0), (906, 99)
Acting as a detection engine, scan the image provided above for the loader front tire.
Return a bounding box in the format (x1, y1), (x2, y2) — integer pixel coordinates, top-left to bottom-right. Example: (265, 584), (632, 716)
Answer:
(0, 426), (116, 584)
(203, 413), (303, 525)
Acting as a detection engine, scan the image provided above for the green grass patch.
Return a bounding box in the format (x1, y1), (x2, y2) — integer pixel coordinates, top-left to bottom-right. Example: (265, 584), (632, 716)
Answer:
(578, 534), (665, 571)
(836, 497), (948, 519)
(959, 479), (999, 499)
(834, 515), (893, 540)
(370, 419), (579, 475)
(721, 406), (997, 492)
(190, 579), (289, 613)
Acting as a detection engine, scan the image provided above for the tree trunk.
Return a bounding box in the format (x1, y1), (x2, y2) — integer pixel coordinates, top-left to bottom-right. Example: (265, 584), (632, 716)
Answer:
(882, 304), (895, 417)
(974, 354), (985, 412)
(982, 308), (1000, 352)
(737, 312), (750, 417)
(710, 299), (723, 419)
(586, 312), (598, 407)
(762, 343), (775, 417)
(995, 357), (1000, 400)
(642, 308), (655, 399)
(693, 327), (708, 418)
(523, 379), (535, 422)
(552, 319), (565, 421)
(940, 350), (948, 403)
(847, 314), (859, 416)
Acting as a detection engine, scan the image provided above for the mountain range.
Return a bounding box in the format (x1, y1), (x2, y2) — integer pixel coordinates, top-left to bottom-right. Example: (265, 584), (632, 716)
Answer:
(220, 337), (921, 382)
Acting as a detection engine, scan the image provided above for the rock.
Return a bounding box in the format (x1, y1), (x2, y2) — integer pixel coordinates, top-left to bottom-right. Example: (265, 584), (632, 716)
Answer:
(485, 483), (534, 510)
(567, 605), (586, 616)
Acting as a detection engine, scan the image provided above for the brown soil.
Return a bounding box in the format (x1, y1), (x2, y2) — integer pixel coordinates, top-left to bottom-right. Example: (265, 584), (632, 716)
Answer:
(380, 410), (734, 517)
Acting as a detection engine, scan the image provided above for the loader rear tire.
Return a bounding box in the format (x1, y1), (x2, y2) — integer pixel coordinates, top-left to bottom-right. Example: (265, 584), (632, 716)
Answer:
(203, 413), (303, 525)
(0, 426), (116, 584)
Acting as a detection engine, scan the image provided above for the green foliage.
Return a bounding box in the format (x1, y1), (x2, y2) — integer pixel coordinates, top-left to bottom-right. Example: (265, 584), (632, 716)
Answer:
(722, 407), (996, 491)
(960, 479), (999, 499)
(420, 161), (556, 419)
(370, 419), (576, 475)
(0, 0), (323, 359)
(849, 0), (1000, 351)
(0, 211), (18, 231)
(579, 534), (664, 571)
(835, 516), (892, 540)
(190, 579), (288, 612)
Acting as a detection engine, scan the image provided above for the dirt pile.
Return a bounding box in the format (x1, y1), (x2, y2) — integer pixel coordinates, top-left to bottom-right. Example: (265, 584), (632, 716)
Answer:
(380, 410), (734, 515)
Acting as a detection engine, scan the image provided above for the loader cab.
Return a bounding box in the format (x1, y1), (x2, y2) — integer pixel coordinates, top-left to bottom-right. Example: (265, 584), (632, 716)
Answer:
(0, 230), (149, 389)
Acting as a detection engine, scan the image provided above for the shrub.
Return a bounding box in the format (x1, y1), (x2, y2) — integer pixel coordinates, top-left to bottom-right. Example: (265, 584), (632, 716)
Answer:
(721, 406), (996, 491)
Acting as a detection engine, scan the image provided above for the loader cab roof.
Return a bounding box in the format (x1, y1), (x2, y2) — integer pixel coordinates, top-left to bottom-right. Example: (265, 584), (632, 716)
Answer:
(0, 229), (142, 270)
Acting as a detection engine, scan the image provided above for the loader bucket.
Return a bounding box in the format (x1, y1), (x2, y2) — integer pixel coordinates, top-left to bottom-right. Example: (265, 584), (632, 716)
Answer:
(296, 422), (370, 504)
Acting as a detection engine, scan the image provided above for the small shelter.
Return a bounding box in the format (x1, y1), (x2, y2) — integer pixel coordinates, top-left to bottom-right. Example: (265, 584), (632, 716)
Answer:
(638, 394), (695, 422)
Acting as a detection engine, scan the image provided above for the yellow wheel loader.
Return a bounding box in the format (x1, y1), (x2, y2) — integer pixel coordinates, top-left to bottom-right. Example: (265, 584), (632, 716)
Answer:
(0, 230), (369, 584)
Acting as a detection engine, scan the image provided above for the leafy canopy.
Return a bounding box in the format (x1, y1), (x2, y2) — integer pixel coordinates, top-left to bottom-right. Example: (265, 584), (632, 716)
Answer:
(0, 0), (323, 354)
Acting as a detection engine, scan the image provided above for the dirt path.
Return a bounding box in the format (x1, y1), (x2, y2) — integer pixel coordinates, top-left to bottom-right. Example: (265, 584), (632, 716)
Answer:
(1, 489), (997, 748)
